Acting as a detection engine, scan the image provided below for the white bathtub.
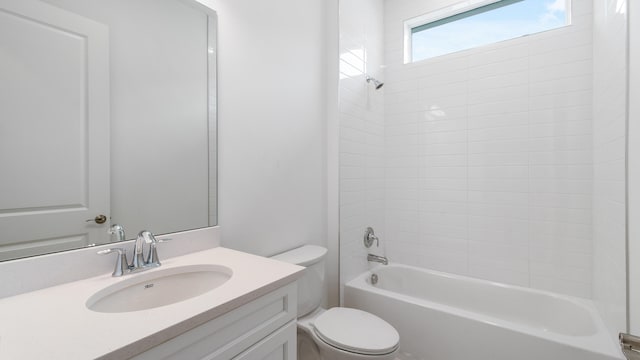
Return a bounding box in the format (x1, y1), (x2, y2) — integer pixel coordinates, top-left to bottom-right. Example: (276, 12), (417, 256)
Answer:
(344, 264), (622, 360)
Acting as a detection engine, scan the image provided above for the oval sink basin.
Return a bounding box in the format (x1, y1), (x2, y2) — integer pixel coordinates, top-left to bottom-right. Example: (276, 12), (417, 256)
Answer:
(87, 264), (232, 313)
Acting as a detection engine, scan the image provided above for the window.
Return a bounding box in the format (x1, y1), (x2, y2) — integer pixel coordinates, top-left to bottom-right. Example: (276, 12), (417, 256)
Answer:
(405, 0), (570, 63)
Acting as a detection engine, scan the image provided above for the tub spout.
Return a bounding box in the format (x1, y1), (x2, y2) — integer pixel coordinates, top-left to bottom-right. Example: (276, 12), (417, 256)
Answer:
(367, 254), (388, 265)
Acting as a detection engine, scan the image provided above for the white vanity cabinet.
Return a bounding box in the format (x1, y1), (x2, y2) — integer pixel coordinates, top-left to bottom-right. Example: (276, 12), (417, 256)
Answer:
(0, 246), (303, 359)
(131, 282), (297, 360)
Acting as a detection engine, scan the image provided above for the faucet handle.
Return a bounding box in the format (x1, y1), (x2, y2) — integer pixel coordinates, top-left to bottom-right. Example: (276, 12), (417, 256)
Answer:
(145, 236), (170, 267)
(97, 248), (129, 277)
(138, 230), (156, 244)
(364, 227), (379, 248)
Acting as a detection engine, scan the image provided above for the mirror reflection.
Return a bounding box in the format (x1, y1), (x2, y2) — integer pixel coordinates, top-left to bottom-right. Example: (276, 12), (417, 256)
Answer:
(0, 0), (217, 261)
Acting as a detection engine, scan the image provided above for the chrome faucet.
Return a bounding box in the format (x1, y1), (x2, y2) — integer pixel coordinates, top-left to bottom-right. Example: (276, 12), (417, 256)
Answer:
(130, 230), (150, 270)
(108, 224), (126, 242)
(98, 229), (169, 276)
(367, 254), (389, 265)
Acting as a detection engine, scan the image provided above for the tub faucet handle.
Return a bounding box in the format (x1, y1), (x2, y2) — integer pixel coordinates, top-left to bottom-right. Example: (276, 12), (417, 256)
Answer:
(364, 227), (379, 248)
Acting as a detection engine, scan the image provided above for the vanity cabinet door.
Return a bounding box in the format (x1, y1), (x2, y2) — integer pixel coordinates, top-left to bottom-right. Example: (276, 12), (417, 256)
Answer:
(131, 282), (296, 360)
(231, 321), (296, 360)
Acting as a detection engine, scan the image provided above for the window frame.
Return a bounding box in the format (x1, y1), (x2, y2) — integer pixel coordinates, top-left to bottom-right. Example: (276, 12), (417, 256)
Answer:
(403, 0), (572, 64)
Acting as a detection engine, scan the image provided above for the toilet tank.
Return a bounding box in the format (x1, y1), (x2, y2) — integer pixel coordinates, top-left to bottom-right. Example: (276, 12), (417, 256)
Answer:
(271, 245), (327, 317)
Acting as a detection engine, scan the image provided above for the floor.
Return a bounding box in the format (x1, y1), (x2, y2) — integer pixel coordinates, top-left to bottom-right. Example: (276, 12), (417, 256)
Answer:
(395, 350), (422, 360)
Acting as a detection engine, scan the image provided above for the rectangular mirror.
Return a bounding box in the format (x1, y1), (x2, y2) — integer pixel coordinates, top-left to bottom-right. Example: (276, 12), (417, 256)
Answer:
(0, 0), (217, 261)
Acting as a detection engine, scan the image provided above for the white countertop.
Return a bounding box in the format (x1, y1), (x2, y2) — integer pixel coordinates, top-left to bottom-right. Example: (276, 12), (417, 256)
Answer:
(0, 247), (303, 359)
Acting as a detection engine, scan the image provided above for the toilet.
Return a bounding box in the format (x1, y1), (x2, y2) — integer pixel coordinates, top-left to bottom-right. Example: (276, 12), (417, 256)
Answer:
(271, 245), (400, 360)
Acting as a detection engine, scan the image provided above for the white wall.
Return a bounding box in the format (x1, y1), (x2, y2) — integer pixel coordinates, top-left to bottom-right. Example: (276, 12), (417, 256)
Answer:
(381, 0), (595, 297)
(593, 0), (628, 341)
(196, 0), (329, 257)
(338, 0), (386, 290)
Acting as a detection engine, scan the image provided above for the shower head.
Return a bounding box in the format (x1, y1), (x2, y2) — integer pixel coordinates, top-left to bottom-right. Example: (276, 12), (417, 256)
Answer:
(366, 76), (384, 90)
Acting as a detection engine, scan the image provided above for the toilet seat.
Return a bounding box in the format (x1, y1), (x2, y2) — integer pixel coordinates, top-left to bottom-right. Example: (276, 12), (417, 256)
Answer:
(312, 308), (400, 356)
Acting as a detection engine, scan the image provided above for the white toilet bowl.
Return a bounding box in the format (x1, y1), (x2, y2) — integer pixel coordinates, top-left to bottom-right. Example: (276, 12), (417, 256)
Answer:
(297, 308), (399, 360)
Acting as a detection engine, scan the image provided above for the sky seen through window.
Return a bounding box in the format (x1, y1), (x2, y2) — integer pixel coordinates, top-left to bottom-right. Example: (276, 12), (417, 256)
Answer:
(411, 0), (568, 62)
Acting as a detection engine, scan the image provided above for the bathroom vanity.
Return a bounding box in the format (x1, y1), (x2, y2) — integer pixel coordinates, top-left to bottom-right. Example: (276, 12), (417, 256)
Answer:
(0, 240), (303, 359)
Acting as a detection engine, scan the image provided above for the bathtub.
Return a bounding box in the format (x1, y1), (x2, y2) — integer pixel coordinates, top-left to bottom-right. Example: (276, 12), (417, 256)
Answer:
(344, 264), (622, 360)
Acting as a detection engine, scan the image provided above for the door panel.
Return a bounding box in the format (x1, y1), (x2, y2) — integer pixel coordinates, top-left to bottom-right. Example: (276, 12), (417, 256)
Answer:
(0, 0), (109, 260)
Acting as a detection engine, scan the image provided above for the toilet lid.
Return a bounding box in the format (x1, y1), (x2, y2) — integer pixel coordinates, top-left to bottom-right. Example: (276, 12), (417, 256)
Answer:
(312, 308), (399, 355)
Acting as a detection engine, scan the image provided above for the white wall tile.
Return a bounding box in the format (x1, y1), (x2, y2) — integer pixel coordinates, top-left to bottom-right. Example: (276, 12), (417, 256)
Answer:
(592, 0), (628, 342)
(468, 125), (530, 142)
(468, 140), (530, 154)
(380, 0), (595, 298)
(468, 57), (530, 80)
(528, 135), (592, 152)
(339, 0), (386, 291)
(530, 105), (592, 124)
(468, 153), (529, 166)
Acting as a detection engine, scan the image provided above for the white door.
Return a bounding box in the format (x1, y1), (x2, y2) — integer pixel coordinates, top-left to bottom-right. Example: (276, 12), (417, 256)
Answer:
(0, 0), (109, 260)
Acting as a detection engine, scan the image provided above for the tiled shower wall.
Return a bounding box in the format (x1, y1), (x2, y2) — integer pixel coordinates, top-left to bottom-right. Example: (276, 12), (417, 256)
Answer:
(339, 0), (386, 288)
(592, 0), (628, 341)
(381, 0), (595, 297)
